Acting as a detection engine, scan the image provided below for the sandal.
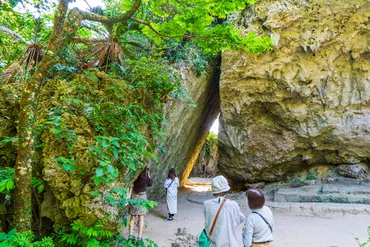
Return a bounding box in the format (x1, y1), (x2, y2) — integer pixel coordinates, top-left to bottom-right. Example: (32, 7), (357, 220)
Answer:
(165, 217), (173, 221)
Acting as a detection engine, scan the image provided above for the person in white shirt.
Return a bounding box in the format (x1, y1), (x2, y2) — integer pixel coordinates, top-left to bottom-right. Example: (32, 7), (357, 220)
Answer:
(164, 168), (179, 221)
(203, 175), (245, 247)
(243, 188), (275, 247)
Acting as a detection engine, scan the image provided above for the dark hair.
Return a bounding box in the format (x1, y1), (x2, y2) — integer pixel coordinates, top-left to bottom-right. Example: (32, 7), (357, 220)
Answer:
(168, 168), (176, 179)
(246, 188), (265, 210)
(213, 192), (227, 197)
(139, 167), (148, 178)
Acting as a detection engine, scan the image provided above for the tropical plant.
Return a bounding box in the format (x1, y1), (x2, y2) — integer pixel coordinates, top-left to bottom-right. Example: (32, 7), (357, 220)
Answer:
(0, 167), (15, 194)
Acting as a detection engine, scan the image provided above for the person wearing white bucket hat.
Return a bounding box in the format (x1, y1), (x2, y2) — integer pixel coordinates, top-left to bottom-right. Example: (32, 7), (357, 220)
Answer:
(202, 175), (245, 247)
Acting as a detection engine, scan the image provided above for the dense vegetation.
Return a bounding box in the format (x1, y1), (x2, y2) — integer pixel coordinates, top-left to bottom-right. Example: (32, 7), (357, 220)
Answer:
(0, 0), (271, 245)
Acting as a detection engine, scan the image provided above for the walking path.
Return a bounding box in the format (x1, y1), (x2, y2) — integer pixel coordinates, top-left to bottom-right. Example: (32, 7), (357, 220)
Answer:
(122, 187), (370, 247)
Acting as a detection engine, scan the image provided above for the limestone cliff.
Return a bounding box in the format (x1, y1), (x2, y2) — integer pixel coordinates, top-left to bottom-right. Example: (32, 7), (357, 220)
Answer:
(219, 0), (370, 185)
(147, 60), (220, 198)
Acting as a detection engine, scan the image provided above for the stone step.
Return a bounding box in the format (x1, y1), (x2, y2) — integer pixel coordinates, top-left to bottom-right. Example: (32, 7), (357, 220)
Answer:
(274, 184), (370, 204)
(322, 184), (370, 195)
(325, 177), (370, 185)
(266, 202), (370, 216)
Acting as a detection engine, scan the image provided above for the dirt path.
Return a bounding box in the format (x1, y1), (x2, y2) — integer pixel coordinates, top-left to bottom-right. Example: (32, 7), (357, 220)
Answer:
(122, 188), (370, 247)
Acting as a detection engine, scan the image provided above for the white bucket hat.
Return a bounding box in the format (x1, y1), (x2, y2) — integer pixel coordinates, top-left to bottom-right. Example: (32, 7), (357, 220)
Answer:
(211, 175), (230, 194)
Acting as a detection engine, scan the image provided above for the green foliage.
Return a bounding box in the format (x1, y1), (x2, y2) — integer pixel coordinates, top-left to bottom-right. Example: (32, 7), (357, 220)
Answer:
(0, 2), (52, 68)
(0, 229), (54, 247)
(163, 41), (213, 76)
(355, 226), (370, 247)
(31, 177), (45, 194)
(127, 197), (158, 212)
(1, 136), (19, 144)
(202, 133), (218, 159)
(0, 167), (15, 194)
(305, 171), (316, 181)
(55, 157), (76, 173)
(329, 166), (343, 177)
(58, 219), (113, 247)
(135, 0), (272, 55)
(44, 111), (77, 147)
(0, 220), (160, 247)
(57, 219), (158, 247)
(46, 56), (179, 187)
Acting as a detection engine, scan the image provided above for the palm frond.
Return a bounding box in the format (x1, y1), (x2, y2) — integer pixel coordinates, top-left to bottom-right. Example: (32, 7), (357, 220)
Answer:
(83, 38), (125, 69)
(0, 44), (42, 83)
(1, 61), (22, 84)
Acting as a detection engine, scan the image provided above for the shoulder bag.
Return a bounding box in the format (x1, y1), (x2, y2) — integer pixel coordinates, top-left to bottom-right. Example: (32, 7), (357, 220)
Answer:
(165, 179), (175, 193)
(199, 198), (226, 247)
(252, 211), (272, 232)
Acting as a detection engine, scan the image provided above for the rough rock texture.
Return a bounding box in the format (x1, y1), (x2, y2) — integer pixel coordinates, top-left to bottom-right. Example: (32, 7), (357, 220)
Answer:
(219, 0), (370, 185)
(337, 164), (369, 179)
(35, 74), (150, 228)
(147, 60), (220, 198)
(171, 228), (198, 247)
(190, 135), (218, 178)
(0, 90), (19, 167)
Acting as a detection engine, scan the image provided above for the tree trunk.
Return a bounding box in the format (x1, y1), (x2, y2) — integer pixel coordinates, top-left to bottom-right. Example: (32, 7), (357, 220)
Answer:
(13, 0), (72, 231)
(13, 88), (36, 231)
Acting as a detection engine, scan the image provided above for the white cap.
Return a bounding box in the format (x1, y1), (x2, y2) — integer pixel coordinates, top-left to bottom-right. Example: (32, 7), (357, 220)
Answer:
(211, 175), (230, 194)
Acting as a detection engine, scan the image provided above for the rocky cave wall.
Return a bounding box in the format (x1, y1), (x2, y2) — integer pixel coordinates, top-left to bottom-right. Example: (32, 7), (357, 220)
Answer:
(219, 0), (370, 186)
(147, 60), (220, 198)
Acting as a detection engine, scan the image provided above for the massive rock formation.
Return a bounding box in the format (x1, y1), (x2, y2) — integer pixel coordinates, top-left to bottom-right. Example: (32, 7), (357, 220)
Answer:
(219, 0), (370, 185)
(147, 61), (220, 198)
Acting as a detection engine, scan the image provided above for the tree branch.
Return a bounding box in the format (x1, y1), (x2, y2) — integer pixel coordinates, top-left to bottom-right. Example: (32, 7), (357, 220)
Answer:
(83, 0), (93, 10)
(47, 0), (70, 52)
(0, 26), (30, 45)
(130, 18), (184, 39)
(73, 37), (106, 44)
(77, 0), (141, 23)
(81, 22), (108, 37)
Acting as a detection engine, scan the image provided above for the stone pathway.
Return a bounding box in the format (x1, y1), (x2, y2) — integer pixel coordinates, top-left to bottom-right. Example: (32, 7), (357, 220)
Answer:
(186, 177), (370, 216)
(140, 187), (370, 247)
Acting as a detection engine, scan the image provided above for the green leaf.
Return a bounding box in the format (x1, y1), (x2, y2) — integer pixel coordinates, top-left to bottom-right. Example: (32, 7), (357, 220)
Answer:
(5, 180), (14, 191)
(102, 141), (110, 148)
(107, 165), (115, 175)
(90, 191), (100, 197)
(0, 232), (6, 241)
(53, 126), (62, 133)
(63, 164), (76, 172)
(38, 184), (45, 194)
(96, 168), (104, 177)
(112, 149), (119, 159)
